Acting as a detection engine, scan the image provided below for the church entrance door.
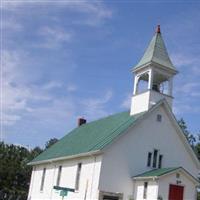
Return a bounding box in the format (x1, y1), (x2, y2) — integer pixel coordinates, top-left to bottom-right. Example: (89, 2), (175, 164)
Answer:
(168, 184), (184, 200)
(103, 195), (119, 200)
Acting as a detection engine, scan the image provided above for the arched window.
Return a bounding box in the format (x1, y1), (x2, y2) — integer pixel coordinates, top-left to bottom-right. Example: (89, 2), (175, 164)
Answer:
(136, 73), (149, 94)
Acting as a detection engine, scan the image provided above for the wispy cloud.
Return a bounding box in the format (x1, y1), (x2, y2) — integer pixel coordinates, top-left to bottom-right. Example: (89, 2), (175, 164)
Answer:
(63, 1), (113, 26)
(175, 82), (200, 94)
(1, 48), (113, 145)
(173, 101), (200, 115)
(1, 50), (73, 126)
(81, 90), (113, 119)
(171, 53), (200, 68)
(37, 26), (73, 49)
(2, 1), (112, 26)
(3, 1), (113, 50)
(165, 9), (200, 116)
(66, 84), (77, 92)
(42, 81), (62, 90)
(121, 93), (131, 110)
(170, 53), (200, 115)
(1, 17), (23, 32)
(1, 1), (113, 145)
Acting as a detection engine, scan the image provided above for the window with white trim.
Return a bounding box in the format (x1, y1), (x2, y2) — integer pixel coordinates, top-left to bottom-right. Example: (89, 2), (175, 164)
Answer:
(157, 114), (162, 122)
(147, 152), (152, 167)
(158, 155), (163, 169)
(40, 168), (46, 191)
(143, 182), (148, 199)
(56, 166), (62, 186)
(147, 149), (163, 168)
(75, 163), (82, 190)
(152, 149), (158, 168)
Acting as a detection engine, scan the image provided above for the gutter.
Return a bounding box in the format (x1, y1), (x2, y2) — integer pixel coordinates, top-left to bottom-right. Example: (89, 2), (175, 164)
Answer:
(28, 150), (102, 166)
(132, 61), (178, 75)
(133, 176), (158, 181)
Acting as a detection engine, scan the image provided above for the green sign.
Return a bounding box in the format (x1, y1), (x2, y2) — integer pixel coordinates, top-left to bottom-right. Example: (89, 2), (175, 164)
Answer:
(53, 186), (75, 192)
(60, 190), (68, 197)
(53, 185), (75, 198)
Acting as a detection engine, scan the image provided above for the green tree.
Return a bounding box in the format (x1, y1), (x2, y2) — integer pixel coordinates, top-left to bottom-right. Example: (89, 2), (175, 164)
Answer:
(0, 142), (31, 200)
(0, 138), (58, 200)
(30, 146), (43, 159)
(45, 138), (58, 149)
(178, 118), (189, 136)
(194, 134), (200, 161)
(178, 118), (196, 148)
(178, 119), (200, 200)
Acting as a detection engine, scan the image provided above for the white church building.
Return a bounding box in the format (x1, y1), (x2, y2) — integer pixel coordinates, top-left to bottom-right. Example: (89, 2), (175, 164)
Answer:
(28, 26), (200, 200)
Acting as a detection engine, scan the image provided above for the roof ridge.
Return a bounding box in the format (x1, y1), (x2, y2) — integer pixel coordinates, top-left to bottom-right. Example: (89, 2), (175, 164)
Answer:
(152, 32), (160, 59)
(87, 110), (129, 124)
(59, 111), (130, 143)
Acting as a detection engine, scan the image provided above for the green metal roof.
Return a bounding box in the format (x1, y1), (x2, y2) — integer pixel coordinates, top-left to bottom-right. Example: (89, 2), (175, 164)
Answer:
(133, 167), (199, 183)
(134, 31), (176, 70)
(30, 111), (144, 164)
(134, 167), (180, 178)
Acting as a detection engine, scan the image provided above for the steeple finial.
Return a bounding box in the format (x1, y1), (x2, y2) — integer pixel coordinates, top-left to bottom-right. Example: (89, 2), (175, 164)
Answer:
(156, 25), (161, 33)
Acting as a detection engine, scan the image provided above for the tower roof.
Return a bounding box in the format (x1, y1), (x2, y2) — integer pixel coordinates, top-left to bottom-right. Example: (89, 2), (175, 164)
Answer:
(134, 25), (176, 71)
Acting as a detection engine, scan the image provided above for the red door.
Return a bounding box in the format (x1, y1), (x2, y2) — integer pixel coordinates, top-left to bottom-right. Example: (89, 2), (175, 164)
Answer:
(168, 184), (184, 200)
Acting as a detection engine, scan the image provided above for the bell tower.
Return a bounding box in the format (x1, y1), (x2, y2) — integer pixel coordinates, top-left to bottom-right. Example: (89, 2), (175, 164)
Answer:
(130, 25), (178, 115)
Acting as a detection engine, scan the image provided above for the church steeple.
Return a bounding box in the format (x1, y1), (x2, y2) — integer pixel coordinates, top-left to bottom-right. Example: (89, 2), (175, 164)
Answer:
(135, 25), (175, 71)
(130, 25), (178, 115)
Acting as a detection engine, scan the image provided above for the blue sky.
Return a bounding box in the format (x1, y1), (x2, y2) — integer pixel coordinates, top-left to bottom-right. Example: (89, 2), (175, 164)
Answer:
(2, 1), (200, 148)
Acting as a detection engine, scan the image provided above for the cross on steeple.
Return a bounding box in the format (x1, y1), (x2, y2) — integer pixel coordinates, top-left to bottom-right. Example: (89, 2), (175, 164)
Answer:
(156, 25), (161, 33)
